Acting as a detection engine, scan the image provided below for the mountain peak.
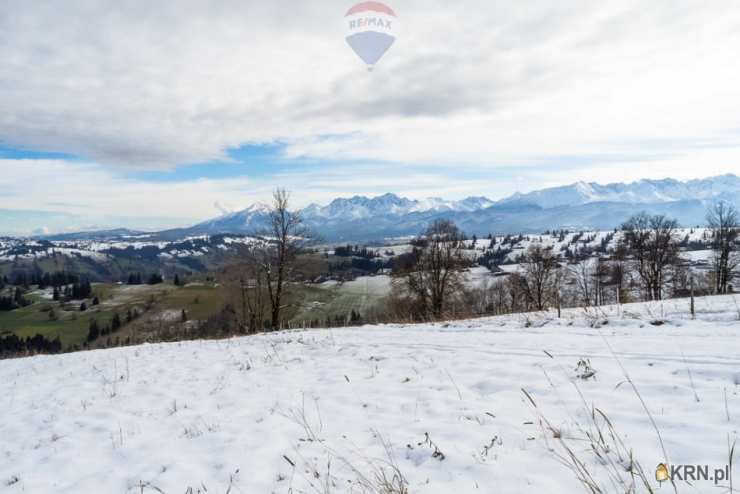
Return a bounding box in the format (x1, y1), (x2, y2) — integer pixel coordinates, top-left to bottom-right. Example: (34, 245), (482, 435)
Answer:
(499, 174), (740, 208)
(244, 202), (271, 214)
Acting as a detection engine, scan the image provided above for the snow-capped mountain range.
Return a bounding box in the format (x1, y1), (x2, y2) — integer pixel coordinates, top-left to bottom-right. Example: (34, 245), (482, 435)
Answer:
(39, 174), (740, 242)
(499, 174), (740, 209)
(160, 174), (738, 241)
(301, 194), (496, 220)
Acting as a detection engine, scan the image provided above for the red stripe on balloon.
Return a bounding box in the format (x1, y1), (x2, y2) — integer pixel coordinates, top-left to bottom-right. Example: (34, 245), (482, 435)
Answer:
(345, 2), (396, 17)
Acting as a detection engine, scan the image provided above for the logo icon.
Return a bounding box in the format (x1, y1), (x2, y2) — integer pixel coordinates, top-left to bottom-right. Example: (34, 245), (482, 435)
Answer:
(656, 463), (670, 484)
(344, 2), (397, 71)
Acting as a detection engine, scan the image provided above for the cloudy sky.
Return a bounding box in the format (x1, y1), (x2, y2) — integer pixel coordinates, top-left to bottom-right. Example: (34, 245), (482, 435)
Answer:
(1, 0), (740, 234)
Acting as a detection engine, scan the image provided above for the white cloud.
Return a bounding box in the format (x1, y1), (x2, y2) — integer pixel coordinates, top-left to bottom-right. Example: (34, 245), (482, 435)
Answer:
(0, 160), (249, 229)
(0, 0), (738, 175)
(1, 0), (740, 234)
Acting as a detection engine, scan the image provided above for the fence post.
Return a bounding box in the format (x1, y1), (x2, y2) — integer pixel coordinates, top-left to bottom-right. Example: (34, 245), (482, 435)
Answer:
(690, 274), (695, 319)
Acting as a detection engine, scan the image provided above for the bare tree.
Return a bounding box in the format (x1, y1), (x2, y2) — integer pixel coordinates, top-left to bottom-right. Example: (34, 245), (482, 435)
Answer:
(707, 202), (739, 294)
(621, 213), (679, 301)
(393, 219), (469, 319)
(225, 246), (269, 333)
(609, 240), (630, 303)
(464, 278), (512, 316)
(569, 257), (604, 307)
(593, 257), (613, 306)
(505, 274), (529, 313)
(519, 245), (560, 311)
(259, 188), (306, 330)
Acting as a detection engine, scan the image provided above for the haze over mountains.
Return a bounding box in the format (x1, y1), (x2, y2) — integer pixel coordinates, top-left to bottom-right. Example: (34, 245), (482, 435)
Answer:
(45, 174), (740, 242)
(498, 174), (740, 208)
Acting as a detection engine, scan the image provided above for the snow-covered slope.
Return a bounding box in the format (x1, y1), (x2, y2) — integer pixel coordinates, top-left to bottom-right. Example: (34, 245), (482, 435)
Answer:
(303, 193), (495, 220)
(0, 235), (257, 265)
(185, 204), (273, 235)
(2, 296), (739, 493)
(498, 174), (740, 208)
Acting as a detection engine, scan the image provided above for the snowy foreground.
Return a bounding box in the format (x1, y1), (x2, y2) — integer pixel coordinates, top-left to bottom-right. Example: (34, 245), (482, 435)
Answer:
(2, 297), (740, 493)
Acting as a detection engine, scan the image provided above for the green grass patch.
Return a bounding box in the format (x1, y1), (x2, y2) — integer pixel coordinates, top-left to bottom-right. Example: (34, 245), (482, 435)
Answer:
(158, 284), (226, 320)
(0, 282), (226, 349)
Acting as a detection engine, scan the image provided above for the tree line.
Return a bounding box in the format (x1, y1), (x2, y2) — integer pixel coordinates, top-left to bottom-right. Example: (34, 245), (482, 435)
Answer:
(387, 202), (738, 321)
(0, 333), (62, 357)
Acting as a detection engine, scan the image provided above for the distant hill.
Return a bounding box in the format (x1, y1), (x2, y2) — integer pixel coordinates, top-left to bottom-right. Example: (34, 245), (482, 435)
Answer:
(41, 228), (146, 242)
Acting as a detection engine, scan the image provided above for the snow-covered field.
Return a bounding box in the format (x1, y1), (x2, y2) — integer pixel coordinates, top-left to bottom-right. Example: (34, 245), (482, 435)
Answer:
(2, 296), (740, 493)
(0, 235), (259, 262)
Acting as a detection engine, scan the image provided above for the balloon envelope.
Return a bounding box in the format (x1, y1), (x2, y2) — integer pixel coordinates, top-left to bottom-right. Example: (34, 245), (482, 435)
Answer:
(346, 32), (395, 67)
(344, 2), (397, 69)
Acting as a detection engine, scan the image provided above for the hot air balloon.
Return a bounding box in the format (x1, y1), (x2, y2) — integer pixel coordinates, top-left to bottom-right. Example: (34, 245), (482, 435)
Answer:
(344, 1), (397, 71)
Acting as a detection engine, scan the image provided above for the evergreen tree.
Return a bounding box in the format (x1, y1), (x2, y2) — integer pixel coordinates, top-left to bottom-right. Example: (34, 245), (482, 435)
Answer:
(350, 309), (362, 324)
(148, 273), (163, 285)
(87, 319), (100, 341)
(40, 273), (51, 289)
(127, 273), (143, 285)
(111, 312), (122, 331)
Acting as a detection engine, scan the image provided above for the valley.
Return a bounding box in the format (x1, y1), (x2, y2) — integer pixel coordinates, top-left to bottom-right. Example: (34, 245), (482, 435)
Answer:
(1, 222), (734, 355)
